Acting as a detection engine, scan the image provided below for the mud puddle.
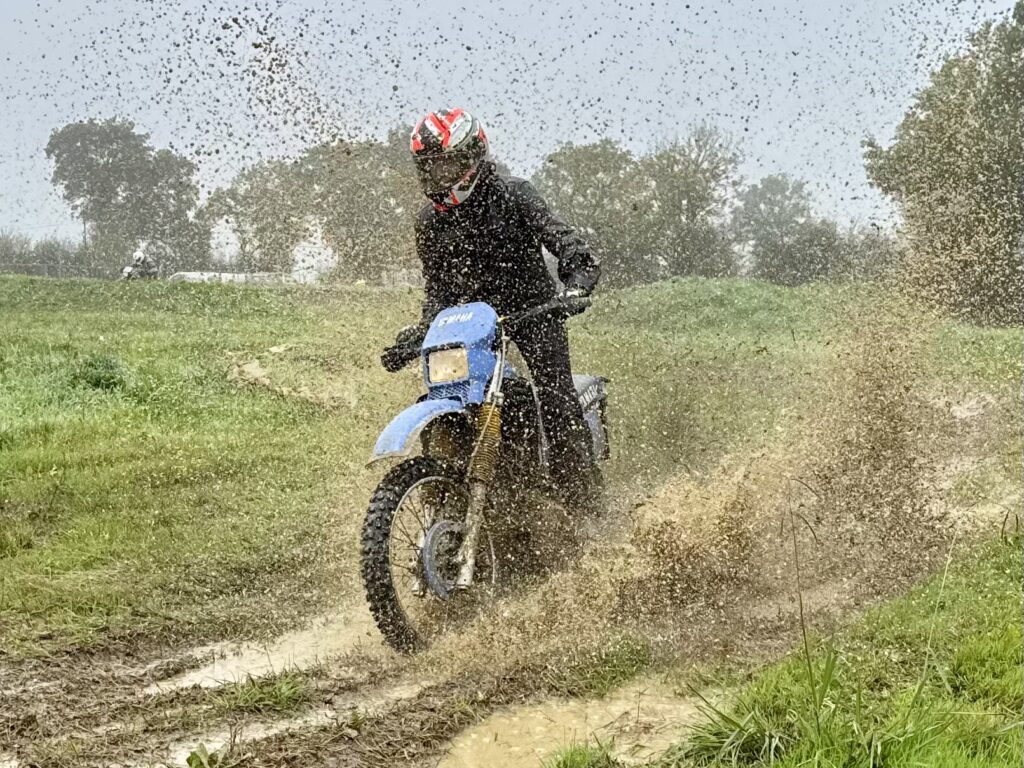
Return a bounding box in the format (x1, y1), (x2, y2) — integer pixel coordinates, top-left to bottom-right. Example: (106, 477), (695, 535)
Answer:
(439, 676), (704, 767)
(147, 606), (380, 694)
(145, 680), (426, 768)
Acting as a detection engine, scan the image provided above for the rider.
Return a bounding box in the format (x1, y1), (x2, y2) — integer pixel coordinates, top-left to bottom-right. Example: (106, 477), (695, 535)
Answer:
(124, 241), (159, 279)
(384, 108), (601, 509)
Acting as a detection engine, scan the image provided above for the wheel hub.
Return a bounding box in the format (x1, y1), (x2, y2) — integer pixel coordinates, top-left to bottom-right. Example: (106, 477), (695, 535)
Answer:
(420, 519), (465, 600)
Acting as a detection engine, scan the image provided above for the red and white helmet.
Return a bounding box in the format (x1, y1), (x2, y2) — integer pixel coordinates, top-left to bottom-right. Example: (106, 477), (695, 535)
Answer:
(410, 108), (489, 208)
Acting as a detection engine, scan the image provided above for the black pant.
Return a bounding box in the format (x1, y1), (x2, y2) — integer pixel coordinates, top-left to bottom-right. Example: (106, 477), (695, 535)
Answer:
(509, 314), (593, 494)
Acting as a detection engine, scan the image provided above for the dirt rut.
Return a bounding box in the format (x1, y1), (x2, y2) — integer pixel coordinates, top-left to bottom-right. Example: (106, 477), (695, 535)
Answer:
(138, 680), (427, 768)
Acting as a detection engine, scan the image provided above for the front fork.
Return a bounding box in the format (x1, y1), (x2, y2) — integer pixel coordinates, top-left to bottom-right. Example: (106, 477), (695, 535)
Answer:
(455, 399), (503, 589)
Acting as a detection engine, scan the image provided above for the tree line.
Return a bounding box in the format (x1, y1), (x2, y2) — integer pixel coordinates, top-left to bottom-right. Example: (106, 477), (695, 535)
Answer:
(4, 1), (1021, 323)
(10, 119), (894, 288)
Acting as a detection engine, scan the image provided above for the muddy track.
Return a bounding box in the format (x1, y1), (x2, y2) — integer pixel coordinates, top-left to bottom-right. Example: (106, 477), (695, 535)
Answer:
(2, 471), (1004, 766)
(2, 652), (398, 766)
(233, 613), (807, 768)
(1, 553), (903, 768)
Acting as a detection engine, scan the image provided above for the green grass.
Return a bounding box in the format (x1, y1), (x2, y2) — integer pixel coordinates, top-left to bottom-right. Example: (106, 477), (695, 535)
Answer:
(211, 668), (316, 715)
(0, 275), (1018, 656)
(552, 635), (655, 697)
(0, 277), (415, 653)
(651, 538), (1023, 767)
(545, 740), (622, 768)
(926, 317), (1023, 386)
(185, 742), (239, 768)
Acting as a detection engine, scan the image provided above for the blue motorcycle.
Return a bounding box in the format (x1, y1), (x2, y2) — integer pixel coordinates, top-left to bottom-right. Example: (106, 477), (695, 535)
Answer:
(362, 296), (609, 651)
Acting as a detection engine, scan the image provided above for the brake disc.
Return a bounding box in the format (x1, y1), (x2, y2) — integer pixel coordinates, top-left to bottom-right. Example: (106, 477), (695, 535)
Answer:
(420, 519), (465, 601)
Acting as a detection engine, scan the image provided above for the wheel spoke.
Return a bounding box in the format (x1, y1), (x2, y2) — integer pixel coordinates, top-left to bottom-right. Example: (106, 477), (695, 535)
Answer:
(393, 517), (420, 549)
(407, 493), (430, 531)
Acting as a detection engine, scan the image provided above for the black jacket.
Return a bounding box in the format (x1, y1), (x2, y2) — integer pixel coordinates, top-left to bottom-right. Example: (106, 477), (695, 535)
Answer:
(415, 164), (600, 325)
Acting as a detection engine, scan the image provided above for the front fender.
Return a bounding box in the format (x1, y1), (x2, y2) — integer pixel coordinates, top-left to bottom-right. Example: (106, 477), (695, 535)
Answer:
(369, 398), (468, 465)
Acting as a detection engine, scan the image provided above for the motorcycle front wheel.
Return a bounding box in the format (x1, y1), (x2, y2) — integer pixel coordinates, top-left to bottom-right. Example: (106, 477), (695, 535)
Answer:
(361, 456), (494, 652)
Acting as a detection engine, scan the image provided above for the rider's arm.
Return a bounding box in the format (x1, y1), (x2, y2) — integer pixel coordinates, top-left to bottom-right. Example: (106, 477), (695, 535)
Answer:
(512, 180), (601, 294)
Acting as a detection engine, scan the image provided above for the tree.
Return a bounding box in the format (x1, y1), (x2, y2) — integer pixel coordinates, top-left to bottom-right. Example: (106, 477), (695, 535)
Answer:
(732, 174), (849, 285)
(45, 118), (210, 275)
(207, 127), (423, 281)
(0, 231), (33, 273)
(642, 126), (740, 278)
(31, 238), (79, 277)
(864, 2), (1024, 324)
(206, 161), (311, 272)
(301, 127), (422, 282)
(837, 226), (902, 282)
(532, 128), (740, 287)
(532, 140), (657, 286)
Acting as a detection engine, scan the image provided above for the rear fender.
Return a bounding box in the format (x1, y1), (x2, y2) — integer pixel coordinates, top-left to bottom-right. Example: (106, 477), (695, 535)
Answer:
(369, 398), (470, 465)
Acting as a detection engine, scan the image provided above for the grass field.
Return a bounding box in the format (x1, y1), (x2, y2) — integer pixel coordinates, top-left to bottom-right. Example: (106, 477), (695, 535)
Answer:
(0, 274), (1018, 664)
(1, 274), (1020, 767)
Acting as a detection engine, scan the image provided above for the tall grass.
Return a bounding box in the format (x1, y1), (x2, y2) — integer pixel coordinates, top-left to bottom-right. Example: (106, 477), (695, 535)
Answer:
(653, 537), (1022, 767)
(545, 741), (622, 768)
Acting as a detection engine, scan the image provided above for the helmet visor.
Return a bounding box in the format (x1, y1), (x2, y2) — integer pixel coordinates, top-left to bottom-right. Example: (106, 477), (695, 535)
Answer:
(414, 152), (478, 195)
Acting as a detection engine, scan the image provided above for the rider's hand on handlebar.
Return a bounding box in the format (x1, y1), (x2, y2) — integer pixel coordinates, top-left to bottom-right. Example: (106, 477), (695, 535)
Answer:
(381, 324), (426, 373)
(555, 286), (592, 317)
(381, 345), (410, 373)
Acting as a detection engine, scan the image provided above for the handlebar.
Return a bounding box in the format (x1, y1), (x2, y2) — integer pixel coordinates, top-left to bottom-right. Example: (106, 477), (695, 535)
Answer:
(381, 295), (592, 373)
(503, 294), (592, 325)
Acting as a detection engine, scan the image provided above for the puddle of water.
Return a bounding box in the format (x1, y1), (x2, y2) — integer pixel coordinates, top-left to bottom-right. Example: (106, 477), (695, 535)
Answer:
(145, 680), (426, 768)
(146, 608), (379, 694)
(439, 677), (703, 768)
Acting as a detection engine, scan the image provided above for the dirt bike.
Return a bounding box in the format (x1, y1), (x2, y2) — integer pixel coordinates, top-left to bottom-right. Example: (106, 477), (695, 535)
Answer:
(120, 262), (158, 280)
(362, 296), (610, 651)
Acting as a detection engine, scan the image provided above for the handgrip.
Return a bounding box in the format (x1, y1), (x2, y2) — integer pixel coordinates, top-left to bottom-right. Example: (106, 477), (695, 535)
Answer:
(381, 344), (420, 373)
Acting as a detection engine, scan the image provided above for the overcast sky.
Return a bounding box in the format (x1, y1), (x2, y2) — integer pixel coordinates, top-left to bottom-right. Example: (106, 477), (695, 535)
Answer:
(0, 0), (1015, 242)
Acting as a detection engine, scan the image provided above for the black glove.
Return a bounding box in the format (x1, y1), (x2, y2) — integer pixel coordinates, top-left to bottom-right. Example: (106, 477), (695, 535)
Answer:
(381, 324), (426, 373)
(394, 323), (427, 348)
(381, 345), (411, 373)
(556, 286), (592, 316)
